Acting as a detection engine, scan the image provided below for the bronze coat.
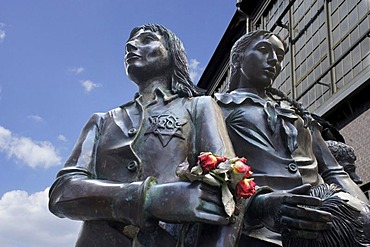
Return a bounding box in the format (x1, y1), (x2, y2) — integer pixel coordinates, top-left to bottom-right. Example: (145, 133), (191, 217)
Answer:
(49, 90), (234, 246)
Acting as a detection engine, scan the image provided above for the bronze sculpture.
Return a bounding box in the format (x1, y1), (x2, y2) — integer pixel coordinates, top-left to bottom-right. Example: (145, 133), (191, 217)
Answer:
(49, 24), (235, 246)
(326, 140), (363, 184)
(215, 30), (370, 246)
(49, 24), (369, 246)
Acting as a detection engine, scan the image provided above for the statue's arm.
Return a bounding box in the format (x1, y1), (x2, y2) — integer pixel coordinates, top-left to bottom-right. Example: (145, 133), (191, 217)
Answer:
(194, 96), (235, 158)
(49, 112), (229, 227)
(311, 121), (368, 202)
(48, 113), (157, 229)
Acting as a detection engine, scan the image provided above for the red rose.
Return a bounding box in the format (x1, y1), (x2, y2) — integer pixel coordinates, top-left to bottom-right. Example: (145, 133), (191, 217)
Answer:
(216, 156), (227, 163)
(233, 161), (250, 174)
(236, 178), (256, 198)
(243, 165), (253, 178)
(198, 153), (218, 172)
(239, 157), (247, 164)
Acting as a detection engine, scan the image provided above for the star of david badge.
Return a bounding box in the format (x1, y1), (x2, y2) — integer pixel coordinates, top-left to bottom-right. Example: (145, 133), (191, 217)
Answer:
(144, 114), (187, 147)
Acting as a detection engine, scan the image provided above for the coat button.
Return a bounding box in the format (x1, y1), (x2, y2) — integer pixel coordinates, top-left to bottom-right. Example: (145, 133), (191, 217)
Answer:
(127, 161), (138, 172)
(128, 128), (137, 137)
(287, 163), (298, 173)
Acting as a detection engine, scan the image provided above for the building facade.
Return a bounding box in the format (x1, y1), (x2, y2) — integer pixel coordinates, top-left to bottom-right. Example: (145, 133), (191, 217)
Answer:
(198, 0), (369, 194)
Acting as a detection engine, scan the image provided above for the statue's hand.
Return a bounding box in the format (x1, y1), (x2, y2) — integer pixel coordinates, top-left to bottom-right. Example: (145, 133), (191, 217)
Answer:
(252, 184), (332, 239)
(145, 181), (229, 225)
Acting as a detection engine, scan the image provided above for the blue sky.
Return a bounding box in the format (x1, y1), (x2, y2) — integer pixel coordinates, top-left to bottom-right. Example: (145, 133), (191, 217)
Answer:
(0, 1), (235, 246)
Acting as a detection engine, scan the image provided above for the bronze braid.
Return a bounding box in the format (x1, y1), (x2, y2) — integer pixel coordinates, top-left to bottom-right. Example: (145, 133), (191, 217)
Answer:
(265, 87), (313, 128)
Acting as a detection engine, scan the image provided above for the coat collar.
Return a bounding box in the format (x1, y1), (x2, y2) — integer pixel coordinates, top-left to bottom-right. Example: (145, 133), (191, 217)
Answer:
(120, 88), (179, 109)
(215, 89), (266, 106)
(216, 89), (299, 153)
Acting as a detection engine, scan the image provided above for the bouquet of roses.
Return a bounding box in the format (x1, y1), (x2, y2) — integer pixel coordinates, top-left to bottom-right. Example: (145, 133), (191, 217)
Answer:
(176, 152), (257, 217)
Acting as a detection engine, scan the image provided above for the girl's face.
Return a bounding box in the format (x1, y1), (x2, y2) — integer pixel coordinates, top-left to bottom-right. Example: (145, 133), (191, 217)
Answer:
(239, 34), (285, 89)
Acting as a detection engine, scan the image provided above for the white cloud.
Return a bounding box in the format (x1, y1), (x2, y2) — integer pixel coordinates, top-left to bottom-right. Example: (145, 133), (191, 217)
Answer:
(69, 66), (85, 75)
(80, 80), (101, 93)
(189, 59), (204, 83)
(0, 125), (62, 168)
(0, 188), (80, 247)
(0, 23), (5, 42)
(27, 114), (43, 123)
(57, 134), (67, 142)
(190, 59), (200, 68)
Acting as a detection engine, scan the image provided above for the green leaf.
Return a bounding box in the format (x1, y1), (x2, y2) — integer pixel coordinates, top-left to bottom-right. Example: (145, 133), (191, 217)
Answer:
(190, 165), (203, 176)
(209, 172), (229, 182)
(184, 173), (204, 182)
(216, 161), (232, 171)
(230, 172), (244, 188)
(212, 167), (229, 174)
(221, 183), (235, 217)
(203, 174), (222, 187)
(176, 159), (190, 179)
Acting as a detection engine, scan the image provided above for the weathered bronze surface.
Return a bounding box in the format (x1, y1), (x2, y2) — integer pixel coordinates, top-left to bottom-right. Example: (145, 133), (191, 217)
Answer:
(326, 140), (363, 184)
(49, 25), (369, 246)
(216, 30), (370, 246)
(49, 24), (236, 246)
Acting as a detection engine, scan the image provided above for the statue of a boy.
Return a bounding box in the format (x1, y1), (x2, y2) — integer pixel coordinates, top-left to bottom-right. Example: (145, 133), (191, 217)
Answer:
(49, 24), (234, 246)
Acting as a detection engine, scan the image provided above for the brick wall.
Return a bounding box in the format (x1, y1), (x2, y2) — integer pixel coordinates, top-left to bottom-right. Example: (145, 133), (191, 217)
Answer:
(340, 108), (370, 187)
